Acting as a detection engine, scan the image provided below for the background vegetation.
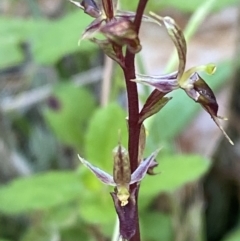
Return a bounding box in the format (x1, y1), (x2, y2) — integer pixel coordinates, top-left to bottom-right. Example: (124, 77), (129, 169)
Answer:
(0, 0), (239, 241)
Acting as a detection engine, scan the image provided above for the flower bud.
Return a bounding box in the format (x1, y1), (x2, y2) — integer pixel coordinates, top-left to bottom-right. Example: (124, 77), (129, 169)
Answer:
(113, 144), (131, 185)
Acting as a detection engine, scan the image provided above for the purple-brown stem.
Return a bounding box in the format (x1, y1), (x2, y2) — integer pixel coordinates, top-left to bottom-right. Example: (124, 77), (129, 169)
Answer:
(124, 0), (149, 177)
(123, 1), (149, 241)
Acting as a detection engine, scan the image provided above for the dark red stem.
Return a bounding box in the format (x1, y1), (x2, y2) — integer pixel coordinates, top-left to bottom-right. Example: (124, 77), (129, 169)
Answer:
(123, 1), (149, 241)
(124, 0), (148, 175)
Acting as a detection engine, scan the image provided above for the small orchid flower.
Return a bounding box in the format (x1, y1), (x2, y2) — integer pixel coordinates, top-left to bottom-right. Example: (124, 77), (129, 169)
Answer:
(78, 140), (159, 240)
(78, 143), (159, 206)
(133, 12), (233, 145)
(69, 0), (158, 66)
(69, 0), (139, 66)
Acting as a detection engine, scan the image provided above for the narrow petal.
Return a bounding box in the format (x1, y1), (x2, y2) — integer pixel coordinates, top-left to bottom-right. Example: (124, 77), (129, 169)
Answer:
(110, 186), (138, 240)
(147, 159), (159, 175)
(139, 94), (172, 124)
(192, 73), (218, 115)
(69, 0), (84, 9)
(150, 12), (187, 79)
(211, 116), (234, 145)
(81, 18), (104, 40)
(69, 0), (101, 18)
(179, 64), (216, 88)
(90, 38), (125, 67)
(102, 0), (114, 20)
(78, 155), (116, 185)
(185, 73), (233, 145)
(116, 11), (161, 26)
(133, 71), (179, 93)
(130, 148), (160, 184)
(139, 89), (167, 125)
(112, 0), (118, 15)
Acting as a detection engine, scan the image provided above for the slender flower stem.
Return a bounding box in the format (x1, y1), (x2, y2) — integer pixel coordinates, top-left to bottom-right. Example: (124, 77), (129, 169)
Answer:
(123, 1), (149, 241)
(124, 0), (149, 174)
(123, 65), (140, 174)
(101, 56), (113, 107)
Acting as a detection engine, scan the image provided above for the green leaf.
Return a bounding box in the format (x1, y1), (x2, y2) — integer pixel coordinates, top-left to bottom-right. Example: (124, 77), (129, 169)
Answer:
(43, 203), (79, 229)
(60, 225), (93, 241)
(79, 191), (115, 225)
(0, 171), (82, 214)
(0, 17), (38, 68)
(85, 102), (128, 171)
(139, 154), (210, 209)
(141, 212), (173, 241)
(159, 0), (239, 12)
(0, 11), (96, 68)
(121, 0), (239, 13)
(222, 228), (240, 241)
(32, 11), (96, 64)
(28, 125), (58, 171)
(43, 83), (96, 151)
(0, 42), (24, 69)
(21, 226), (54, 241)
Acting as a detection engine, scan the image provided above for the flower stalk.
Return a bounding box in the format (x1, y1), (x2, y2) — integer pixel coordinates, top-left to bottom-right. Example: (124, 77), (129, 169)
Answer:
(70, 1), (233, 241)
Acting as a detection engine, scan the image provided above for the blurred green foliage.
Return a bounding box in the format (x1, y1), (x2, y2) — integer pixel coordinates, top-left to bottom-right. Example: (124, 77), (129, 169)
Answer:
(43, 83), (96, 152)
(0, 149), (210, 241)
(0, 98), (212, 240)
(1, 0), (238, 68)
(0, 11), (94, 68)
(223, 228), (240, 241)
(85, 103), (128, 171)
(0, 172), (82, 214)
(121, 0), (239, 12)
(0, 0), (238, 240)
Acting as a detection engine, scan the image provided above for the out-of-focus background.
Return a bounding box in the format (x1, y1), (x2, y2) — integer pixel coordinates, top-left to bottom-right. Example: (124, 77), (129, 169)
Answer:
(0, 0), (240, 241)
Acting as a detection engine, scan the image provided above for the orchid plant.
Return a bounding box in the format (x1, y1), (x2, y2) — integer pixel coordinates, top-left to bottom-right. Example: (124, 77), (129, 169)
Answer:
(70, 0), (233, 240)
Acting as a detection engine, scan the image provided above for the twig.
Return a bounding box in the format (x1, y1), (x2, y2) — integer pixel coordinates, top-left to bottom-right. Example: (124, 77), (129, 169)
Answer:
(0, 66), (103, 113)
(100, 56), (114, 107)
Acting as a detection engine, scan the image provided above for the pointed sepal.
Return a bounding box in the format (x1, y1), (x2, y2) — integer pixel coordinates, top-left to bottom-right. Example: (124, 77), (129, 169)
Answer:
(116, 10), (162, 25)
(130, 148), (160, 184)
(69, 0), (101, 18)
(90, 38), (124, 67)
(139, 94), (172, 123)
(150, 12), (187, 79)
(133, 72), (179, 93)
(81, 18), (104, 41)
(78, 155), (116, 185)
(184, 72), (233, 145)
(147, 158), (159, 175)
